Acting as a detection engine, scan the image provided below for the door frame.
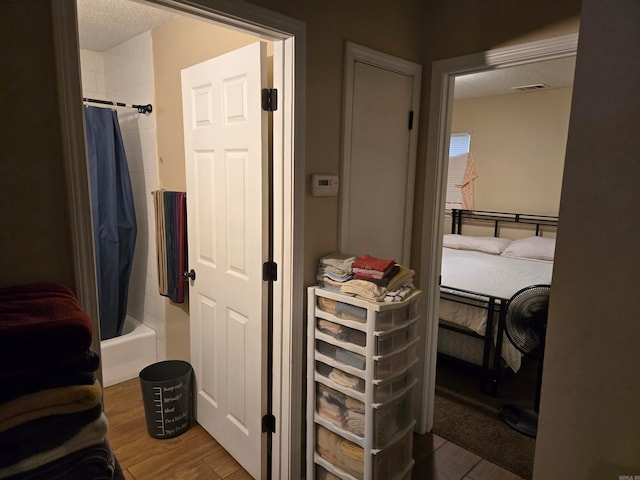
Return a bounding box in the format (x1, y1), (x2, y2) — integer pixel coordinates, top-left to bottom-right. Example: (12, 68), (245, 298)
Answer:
(339, 42), (421, 267)
(50, 1), (306, 478)
(416, 33), (578, 433)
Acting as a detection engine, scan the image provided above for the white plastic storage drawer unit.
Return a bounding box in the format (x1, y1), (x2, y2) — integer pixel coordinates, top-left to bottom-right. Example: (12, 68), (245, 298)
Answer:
(307, 286), (421, 479)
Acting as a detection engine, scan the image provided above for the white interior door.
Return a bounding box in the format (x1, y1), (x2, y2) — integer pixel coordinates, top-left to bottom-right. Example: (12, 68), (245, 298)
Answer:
(182, 41), (268, 479)
(340, 43), (421, 266)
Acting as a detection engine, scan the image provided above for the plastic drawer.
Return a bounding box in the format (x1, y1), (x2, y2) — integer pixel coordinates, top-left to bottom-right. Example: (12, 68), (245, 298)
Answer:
(372, 426), (414, 480)
(371, 389), (414, 447)
(373, 364), (416, 403)
(375, 299), (419, 330)
(316, 361), (365, 395)
(317, 296), (367, 324)
(374, 341), (418, 380)
(315, 383), (414, 449)
(317, 340), (366, 370)
(375, 322), (418, 356)
(315, 464), (344, 480)
(317, 317), (366, 348)
(315, 424), (414, 480)
(316, 383), (365, 437)
(316, 425), (365, 480)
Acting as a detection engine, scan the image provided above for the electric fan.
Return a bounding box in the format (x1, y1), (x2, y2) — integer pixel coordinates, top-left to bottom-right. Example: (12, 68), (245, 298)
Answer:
(500, 284), (551, 438)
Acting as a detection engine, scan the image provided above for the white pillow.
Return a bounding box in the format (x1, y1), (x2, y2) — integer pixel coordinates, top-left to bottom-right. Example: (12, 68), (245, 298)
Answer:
(443, 234), (512, 254)
(501, 236), (556, 261)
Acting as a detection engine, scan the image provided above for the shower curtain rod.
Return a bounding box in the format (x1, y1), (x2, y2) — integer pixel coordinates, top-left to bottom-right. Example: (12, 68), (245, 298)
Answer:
(83, 97), (153, 115)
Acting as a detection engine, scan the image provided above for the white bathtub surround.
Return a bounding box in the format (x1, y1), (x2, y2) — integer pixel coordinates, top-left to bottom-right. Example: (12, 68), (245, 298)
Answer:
(80, 31), (166, 361)
(104, 32), (165, 359)
(101, 316), (157, 387)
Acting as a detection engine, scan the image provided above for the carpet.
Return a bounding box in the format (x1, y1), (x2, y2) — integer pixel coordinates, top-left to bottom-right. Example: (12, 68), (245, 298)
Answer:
(432, 357), (538, 479)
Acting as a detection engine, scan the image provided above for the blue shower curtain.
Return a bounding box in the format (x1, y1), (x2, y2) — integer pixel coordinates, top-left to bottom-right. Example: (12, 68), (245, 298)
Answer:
(84, 106), (137, 341)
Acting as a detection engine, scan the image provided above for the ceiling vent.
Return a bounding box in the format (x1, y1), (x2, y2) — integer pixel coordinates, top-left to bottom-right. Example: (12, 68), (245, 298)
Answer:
(512, 83), (549, 92)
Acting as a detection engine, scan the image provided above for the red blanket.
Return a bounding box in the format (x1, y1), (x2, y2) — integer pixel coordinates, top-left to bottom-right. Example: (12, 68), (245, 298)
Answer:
(351, 254), (395, 274)
(0, 283), (93, 371)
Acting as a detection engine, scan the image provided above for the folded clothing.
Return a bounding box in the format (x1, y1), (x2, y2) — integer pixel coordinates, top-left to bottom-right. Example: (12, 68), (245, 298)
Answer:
(0, 380), (102, 433)
(385, 265), (415, 292)
(317, 297), (337, 314)
(316, 467), (342, 480)
(319, 252), (357, 273)
(317, 319), (366, 346)
(2, 440), (117, 480)
(0, 414), (109, 479)
(335, 348), (366, 370)
(0, 404), (103, 469)
(0, 283), (92, 371)
(316, 425), (364, 479)
(328, 368), (364, 392)
(335, 302), (367, 322)
(354, 265), (399, 286)
(352, 254), (395, 275)
(0, 350), (99, 404)
(340, 279), (386, 302)
(317, 267), (353, 283)
(344, 409), (365, 437)
(383, 284), (416, 303)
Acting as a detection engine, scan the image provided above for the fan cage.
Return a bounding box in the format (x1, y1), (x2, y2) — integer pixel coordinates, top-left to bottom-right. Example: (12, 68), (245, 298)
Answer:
(504, 285), (551, 360)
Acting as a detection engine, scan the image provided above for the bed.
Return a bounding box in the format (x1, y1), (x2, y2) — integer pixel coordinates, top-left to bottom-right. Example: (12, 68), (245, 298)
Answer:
(438, 209), (557, 394)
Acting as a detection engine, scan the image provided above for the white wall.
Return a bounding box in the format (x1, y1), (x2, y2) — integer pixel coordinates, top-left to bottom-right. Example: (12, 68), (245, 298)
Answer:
(451, 87), (572, 216)
(80, 32), (166, 360)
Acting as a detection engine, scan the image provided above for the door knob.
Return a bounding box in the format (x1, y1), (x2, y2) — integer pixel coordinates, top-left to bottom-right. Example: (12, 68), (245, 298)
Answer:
(183, 269), (196, 281)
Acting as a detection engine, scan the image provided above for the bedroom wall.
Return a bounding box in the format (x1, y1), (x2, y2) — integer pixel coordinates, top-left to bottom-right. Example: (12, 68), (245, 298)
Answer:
(451, 87), (572, 217)
(150, 16), (264, 360)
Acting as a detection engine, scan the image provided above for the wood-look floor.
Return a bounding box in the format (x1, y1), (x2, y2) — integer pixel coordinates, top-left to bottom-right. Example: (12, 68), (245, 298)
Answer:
(104, 379), (523, 480)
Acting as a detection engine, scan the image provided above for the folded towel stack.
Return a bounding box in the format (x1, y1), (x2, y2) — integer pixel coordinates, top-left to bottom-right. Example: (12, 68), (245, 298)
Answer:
(320, 253), (416, 303)
(0, 283), (125, 480)
(317, 252), (356, 292)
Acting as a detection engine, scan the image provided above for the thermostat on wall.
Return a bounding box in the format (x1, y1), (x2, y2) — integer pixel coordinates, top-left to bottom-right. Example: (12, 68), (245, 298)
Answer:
(311, 174), (339, 197)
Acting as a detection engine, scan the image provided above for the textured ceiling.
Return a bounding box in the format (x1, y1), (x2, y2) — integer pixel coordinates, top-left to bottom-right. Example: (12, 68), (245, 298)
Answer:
(77, 0), (575, 98)
(76, 0), (176, 51)
(454, 56), (576, 100)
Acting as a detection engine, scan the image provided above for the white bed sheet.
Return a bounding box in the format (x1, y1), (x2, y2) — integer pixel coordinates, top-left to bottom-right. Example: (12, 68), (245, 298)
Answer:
(439, 247), (553, 372)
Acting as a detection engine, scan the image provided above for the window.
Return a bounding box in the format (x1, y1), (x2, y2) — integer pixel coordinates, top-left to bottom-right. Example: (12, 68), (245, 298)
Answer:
(446, 133), (474, 210)
(449, 132), (471, 157)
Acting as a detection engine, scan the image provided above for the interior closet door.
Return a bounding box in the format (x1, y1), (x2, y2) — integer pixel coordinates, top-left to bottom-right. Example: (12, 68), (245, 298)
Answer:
(340, 43), (421, 265)
(181, 41), (268, 479)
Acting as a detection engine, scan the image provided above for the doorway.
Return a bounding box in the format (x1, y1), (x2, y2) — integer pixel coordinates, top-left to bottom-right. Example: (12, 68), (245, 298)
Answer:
(417, 33), (578, 434)
(52, 1), (306, 478)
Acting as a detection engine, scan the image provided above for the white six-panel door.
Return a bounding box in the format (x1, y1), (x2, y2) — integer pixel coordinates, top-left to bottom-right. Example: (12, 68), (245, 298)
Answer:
(181, 41), (268, 479)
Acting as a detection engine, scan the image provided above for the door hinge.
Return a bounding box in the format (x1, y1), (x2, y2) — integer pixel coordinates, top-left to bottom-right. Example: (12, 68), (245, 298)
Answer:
(263, 261), (278, 282)
(262, 414), (276, 433)
(408, 110), (414, 130)
(262, 88), (278, 111)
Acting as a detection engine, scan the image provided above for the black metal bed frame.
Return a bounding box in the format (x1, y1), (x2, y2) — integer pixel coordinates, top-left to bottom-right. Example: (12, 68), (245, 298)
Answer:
(439, 209), (558, 395)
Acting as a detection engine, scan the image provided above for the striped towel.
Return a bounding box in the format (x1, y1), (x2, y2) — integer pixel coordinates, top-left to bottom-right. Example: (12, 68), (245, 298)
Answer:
(152, 190), (188, 303)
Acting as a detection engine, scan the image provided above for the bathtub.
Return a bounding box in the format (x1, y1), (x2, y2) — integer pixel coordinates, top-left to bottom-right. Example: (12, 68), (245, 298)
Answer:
(101, 316), (157, 388)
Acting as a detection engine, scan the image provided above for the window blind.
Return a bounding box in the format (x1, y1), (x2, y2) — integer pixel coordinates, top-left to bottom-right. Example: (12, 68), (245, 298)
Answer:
(446, 133), (471, 210)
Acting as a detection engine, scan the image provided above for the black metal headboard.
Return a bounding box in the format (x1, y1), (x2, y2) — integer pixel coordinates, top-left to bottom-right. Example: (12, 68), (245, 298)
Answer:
(449, 209), (558, 237)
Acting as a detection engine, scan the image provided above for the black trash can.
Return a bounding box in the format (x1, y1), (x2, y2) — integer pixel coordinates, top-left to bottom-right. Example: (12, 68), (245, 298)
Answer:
(139, 360), (193, 439)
